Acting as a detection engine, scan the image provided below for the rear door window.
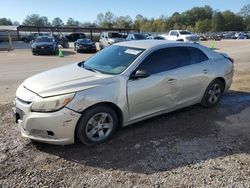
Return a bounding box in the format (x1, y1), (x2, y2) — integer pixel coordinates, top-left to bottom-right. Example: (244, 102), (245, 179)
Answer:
(136, 46), (209, 75)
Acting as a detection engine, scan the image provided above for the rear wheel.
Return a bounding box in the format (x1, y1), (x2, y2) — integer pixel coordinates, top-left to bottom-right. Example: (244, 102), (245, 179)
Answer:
(76, 105), (118, 145)
(201, 79), (224, 107)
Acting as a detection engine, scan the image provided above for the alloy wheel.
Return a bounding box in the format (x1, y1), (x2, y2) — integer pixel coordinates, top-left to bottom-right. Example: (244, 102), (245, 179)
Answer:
(85, 113), (113, 142)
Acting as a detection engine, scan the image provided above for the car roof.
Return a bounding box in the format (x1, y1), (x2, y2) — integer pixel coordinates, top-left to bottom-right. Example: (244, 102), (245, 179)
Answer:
(115, 40), (185, 49)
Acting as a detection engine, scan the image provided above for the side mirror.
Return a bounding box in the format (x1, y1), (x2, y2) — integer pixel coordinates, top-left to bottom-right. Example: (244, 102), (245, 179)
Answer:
(130, 70), (150, 80)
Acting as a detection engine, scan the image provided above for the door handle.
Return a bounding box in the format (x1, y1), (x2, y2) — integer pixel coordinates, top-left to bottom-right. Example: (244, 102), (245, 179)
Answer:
(167, 78), (177, 83)
(203, 69), (209, 74)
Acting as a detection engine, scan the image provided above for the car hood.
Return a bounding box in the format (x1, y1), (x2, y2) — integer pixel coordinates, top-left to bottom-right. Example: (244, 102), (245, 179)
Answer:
(23, 63), (114, 97)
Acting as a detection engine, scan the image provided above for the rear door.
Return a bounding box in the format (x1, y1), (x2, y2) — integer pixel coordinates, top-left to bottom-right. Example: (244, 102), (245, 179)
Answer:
(171, 46), (211, 106)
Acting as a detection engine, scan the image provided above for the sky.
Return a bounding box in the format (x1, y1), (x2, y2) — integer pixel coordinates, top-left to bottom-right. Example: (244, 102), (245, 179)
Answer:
(0, 0), (249, 23)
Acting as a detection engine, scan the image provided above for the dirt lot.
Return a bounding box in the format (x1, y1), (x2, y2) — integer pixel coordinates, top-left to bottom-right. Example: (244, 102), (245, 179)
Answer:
(0, 40), (250, 187)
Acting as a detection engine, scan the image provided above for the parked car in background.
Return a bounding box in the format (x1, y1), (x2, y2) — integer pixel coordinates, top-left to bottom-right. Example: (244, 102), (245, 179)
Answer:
(15, 40), (234, 145)
(66, 33), (86, 42)
(236, 32), (248, 39)
(208, 33), (222, 41)
(199, 35), (208, 41)
(99, 32), (125, 49)
(22, 33), (49, 43)
(74, 38), (96, 53)
(126, 33), (146, 40)
(146, 35), (166, 40)
(31, 36), (58, 55)
(53, 34), (69, 48)
(160, 30), (200, 42)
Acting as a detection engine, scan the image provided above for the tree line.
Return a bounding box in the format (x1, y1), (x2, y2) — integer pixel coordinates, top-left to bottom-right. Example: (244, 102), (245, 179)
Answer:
(0, 4), (250, 33)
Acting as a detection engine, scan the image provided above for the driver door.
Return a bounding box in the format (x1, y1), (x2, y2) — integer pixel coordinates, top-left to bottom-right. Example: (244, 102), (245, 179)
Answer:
(127, 48), (180, 121)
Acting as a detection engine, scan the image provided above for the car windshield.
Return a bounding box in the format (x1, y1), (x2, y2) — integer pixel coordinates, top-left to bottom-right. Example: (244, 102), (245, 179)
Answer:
(108, 33), (122, 38)
(83, 45), (145, 75)
(134, 34), (146, 40)
(35, 37), (54, 43)
(179, 31), (192, 35)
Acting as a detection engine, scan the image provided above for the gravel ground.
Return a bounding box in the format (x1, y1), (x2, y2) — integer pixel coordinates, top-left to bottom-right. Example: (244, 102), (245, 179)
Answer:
(0, 40), (250, 187)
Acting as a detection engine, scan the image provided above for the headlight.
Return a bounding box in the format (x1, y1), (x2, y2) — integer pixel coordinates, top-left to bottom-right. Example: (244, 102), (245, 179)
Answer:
(31, 93), (75, 112)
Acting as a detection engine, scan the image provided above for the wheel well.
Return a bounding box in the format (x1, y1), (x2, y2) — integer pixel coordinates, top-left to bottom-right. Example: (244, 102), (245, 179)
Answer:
(80, 102), (124, 128)
(215, 77), (226, 91)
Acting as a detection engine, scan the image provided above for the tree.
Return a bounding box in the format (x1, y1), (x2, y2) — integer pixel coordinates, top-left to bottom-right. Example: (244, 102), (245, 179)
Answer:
(52, 17), (64, 27)
(133, 14), (146, 30)
(239, 4), (250, 18)
(211, 12), (225, 31)
(0, 18), (13, 25)
(22, 14), (50, 26)
(40, 16), (51, 26)
(183, 5), (213, 26)
(244, 16), (250, 30)
(13, 21), (20, 26)
(66, 17), (78, 26)
(115, 16), (132, 28)
(223, 10), (244, 31)
(195, 19), (211, 33)
(96, 11), (116, 28)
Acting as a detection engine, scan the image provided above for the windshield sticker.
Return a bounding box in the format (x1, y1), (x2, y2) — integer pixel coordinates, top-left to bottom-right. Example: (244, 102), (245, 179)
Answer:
(124, 49), (142, 55)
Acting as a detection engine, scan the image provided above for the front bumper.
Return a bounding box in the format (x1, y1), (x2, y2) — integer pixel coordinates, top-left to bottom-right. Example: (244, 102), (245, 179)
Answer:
(14, 97), (81, 145)
(32, 47), (55, 54)
(77, 45), (96, 51)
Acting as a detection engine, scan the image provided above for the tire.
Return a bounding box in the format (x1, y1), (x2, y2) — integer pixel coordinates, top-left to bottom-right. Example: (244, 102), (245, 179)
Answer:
(201, 79), (224, 108)
(76, 105), (118, 145)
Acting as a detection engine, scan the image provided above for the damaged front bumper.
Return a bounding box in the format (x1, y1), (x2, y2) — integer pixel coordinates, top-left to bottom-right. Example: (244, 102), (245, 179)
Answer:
(14, 97), (81, 145)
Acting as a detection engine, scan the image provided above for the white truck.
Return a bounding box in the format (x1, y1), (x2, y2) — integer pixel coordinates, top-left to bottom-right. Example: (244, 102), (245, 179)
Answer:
(159, 30), (200, 42)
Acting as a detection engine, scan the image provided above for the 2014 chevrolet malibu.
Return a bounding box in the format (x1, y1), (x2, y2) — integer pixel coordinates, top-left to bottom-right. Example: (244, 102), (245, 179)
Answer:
(14, 40), (234, 145)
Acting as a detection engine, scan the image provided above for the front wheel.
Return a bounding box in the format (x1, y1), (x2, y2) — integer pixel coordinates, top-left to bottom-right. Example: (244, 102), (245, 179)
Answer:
(201, 79), (224, 108)
(76, 105), (118, 145)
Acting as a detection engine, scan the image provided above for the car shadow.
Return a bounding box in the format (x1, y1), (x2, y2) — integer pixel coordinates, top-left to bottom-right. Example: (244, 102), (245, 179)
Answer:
(39, 90), (250, 174)
(62, 50), (76, 56)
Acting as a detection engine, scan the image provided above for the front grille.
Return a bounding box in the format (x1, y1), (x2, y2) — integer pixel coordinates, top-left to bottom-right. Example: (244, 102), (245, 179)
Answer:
(37, 46), (49, 49)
